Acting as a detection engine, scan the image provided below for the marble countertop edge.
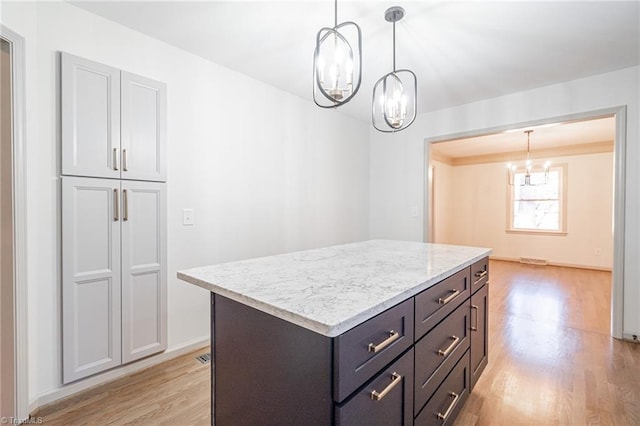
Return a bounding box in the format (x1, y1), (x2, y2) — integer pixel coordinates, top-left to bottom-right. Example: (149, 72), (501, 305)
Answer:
(177, 247), (491, 337)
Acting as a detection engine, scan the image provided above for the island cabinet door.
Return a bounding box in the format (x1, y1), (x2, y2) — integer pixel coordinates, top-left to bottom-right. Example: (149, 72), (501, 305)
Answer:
(470, 283), (489, 390)
(335, 348), (413, 426)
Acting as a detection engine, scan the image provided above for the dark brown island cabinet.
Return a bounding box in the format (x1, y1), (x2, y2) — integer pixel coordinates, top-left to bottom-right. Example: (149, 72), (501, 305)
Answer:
(209, 257), (490, 426)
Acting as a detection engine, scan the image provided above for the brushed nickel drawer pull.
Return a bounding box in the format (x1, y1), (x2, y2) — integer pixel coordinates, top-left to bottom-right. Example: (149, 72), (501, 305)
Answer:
(471, 305), (479, 331)
(123, 189), (129, 221)
(113, 188), (119, 221)
(473, 270), (487, 285)
(122, 149), (128, 172)
(368, 330), (400, 353)
(437, 335), (460, 357)
(436, 392), (460, 420)
(371, 372), (401, 401)
(113, 148), (119, 171)
(438, 289), (460, 305)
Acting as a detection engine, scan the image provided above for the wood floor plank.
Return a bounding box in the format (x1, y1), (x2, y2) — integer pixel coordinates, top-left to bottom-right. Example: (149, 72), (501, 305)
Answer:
(38, 260), (639, 425)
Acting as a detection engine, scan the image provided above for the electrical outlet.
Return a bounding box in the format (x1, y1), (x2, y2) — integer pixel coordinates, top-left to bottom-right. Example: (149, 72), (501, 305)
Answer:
(183, 208), (194, 226)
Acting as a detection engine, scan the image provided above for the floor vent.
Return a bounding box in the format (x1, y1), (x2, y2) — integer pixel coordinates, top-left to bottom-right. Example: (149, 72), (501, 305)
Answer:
(196, 353), (211, 364)
(519, 257), (548, 266)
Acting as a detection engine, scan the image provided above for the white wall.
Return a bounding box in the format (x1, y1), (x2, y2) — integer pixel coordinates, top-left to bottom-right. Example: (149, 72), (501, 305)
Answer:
(370, 66), (639, 335)
(1, 1), (370, 406)
(432, 153), (614, 270)
(431, 160), (454, 243)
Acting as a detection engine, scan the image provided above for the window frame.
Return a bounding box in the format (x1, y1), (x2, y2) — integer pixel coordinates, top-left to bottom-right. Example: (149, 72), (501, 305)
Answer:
(506, 163), (568, 235)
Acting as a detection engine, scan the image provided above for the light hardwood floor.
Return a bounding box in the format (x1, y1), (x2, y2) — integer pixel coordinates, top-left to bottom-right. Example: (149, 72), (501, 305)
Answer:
(455, 260), (640, 426)
(38, 260), (639, 425)
(37, 348), (211, 425)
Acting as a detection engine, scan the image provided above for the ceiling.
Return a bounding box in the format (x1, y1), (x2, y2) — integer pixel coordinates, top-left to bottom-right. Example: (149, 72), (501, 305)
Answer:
(70, 1), (639, 123)
(430, 116), (615, 159)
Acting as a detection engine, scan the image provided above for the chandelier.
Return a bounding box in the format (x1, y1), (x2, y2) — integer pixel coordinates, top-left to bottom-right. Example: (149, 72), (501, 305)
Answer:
(313, 0), (362, 108)
(372, 6), (417, 132)
(507, 130), (551, 186)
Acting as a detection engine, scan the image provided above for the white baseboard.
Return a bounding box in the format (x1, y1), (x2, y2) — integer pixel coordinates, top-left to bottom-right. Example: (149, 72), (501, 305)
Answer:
(29, 336), (209, 414)
(489, 256), (612, 272)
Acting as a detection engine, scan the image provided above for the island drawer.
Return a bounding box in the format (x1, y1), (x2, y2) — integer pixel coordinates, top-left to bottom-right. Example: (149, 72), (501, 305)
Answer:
(334, 298), (414, 403)
(335, 348), (414, 426)
(414, 300), (470, 416)
(415, 268), (470, 340)
(414, 349), (470, 426)
(470, 257), (489, 294)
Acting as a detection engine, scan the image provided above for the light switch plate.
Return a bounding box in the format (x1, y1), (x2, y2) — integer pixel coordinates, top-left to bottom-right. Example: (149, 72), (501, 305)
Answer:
(183, 208), (194, 226)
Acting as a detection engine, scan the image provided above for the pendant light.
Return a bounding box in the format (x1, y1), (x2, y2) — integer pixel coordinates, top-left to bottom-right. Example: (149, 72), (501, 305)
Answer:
(372, 6), (417, 132)
(507, 130), (551, 186)
(313, 0), (362, 108)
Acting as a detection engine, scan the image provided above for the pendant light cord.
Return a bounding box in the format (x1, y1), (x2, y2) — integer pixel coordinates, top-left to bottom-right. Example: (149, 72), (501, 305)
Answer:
(334, 0), (338, 28)
(392, 21), (396, 72)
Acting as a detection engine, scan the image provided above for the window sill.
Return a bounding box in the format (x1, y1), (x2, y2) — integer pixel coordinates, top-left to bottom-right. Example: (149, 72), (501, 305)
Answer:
(506, 229), (567, 236)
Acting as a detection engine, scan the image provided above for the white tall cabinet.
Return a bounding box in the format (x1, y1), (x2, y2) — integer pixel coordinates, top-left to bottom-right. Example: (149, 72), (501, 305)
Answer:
(61, 53), (166, 181)
(61, 52), (167, 384)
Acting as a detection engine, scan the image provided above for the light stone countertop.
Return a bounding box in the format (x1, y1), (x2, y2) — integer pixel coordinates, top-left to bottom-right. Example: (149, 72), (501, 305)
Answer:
(178, 240), (491, 337)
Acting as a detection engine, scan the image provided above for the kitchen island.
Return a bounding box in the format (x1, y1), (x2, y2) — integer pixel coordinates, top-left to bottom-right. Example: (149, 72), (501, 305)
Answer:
(178, 240), (491, 425)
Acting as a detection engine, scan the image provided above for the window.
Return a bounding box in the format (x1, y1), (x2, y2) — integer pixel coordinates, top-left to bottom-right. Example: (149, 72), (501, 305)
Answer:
(508, 166), (566, 234)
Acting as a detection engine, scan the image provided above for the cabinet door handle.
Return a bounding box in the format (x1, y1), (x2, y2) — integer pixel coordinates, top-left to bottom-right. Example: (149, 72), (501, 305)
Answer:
(473, 270), (487, 285)
(113, 188), (119, 221)
(438, 289), (460, 305)
(370, 372), (401, 401)
(437, 335), (460, 357)
(368, 330), (400, 353)
(123, 189), (129, 221)
(122, 149), (128, 172)
(113, 148), (119, 171)
(471, 305), (479, 331)
(436, 392), (460, 420)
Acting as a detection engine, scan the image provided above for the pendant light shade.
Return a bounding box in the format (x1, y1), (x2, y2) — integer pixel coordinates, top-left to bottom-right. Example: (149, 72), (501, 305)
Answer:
(372, 6), (417, 132)
(313, 0), (362, 108)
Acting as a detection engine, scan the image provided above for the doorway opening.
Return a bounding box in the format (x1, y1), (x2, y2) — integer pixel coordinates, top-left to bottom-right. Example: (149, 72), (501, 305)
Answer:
(0, 36), (16, 421)
(423, 108), (626, 339)
(0, 24), (28, 421)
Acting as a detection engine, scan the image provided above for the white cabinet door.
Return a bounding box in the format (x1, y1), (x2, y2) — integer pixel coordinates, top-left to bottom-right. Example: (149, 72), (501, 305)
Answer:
(61, 53), (121, 179)
(121, 72), (167, 182)
(62, 177), (122, 383)
(121, 180), (167, 363)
